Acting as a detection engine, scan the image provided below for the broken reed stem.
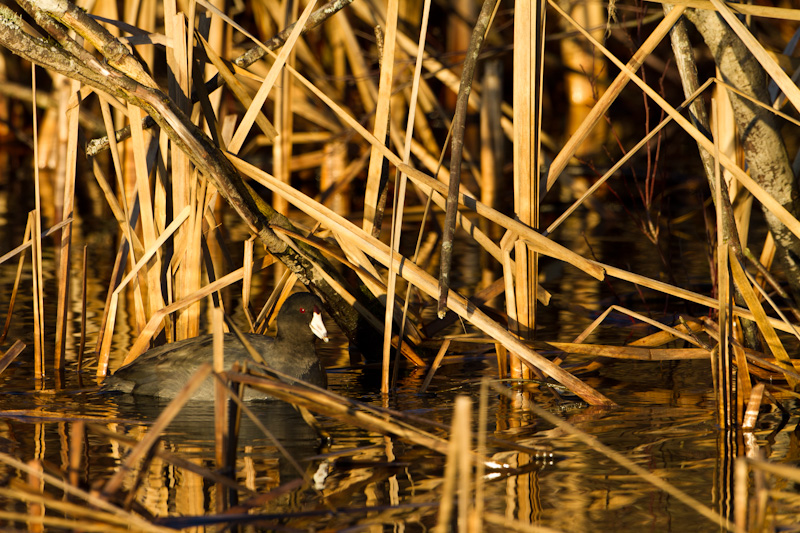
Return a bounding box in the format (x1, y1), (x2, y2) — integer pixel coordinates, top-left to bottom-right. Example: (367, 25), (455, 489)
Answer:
(714, 100), (735, 428)
(0, 216), (32, 346)
(54, 78), (81, 371)
(77, 245), (88, 371)
(384, 0), (434, 393)
(0, 340), (26, 376)
(30, 61), (44, 382)
(438, 0), (499, 318)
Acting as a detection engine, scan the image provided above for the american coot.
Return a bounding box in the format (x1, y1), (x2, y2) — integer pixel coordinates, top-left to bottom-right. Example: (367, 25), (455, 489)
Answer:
(103, 292), (329, 401)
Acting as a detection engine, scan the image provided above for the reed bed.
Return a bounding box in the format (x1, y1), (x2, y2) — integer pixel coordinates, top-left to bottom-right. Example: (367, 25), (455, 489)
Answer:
(0, 0), (798, 530)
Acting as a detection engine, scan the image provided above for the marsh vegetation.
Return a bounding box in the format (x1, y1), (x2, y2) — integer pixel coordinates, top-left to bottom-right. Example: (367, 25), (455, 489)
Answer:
(0, 0), (799, 530)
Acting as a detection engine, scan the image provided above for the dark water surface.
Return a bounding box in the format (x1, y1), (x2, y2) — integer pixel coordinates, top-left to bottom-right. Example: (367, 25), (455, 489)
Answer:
(1, 166), (799, 531)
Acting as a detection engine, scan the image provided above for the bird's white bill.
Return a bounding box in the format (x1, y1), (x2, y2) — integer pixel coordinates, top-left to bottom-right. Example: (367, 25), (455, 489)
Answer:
(310, 311), (329, 342)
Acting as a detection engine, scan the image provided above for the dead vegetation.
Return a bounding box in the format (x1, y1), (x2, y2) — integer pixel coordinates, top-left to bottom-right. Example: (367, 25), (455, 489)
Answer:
(0, 0), (799, 530)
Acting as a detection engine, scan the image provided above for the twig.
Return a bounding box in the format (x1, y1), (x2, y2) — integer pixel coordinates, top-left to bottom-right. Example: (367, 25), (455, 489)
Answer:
(438, 0), (499, 317)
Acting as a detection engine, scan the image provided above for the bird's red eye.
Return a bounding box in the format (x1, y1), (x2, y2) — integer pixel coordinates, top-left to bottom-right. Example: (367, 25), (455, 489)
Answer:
(299, 306), (307, 314)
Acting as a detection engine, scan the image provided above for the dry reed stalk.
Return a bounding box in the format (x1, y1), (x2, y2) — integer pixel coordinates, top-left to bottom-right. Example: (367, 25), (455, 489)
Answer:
(95, 98), (144, 257)
(701, 319), (800, 381)
(714, 107), (736, 428)
(0, 452), (172, 533)
(547, 79), (715, 236)
(646, 0), (800, 21)
(242, 237), (255, 329)
(420, 339), (451, 393)
(121, 256), (274, 365)
(0, 218), (72, 267)
(0, 217), (31, 346)
(479, 59), (503, 295)
(383, 0), (433, 392)
(77, 245), (88, 370)
(550, 0), (800, 244)
(54, 78), (81, 370)
(272, 3), (296, 221)
(100, 363), (213, 498)
(0, 340), (25, 376)
(628, 317), (707, 348)
(594, 261), (798, 334)
(232, 155), (613, 404)
(729, 255), (797, 388)
(510, 0), (542, 367)
(741, 264), (800, 341)
(30, 63), (44, 381)
(231, 370), (455, 453)
(362, 0), (398, 238)
(711, 0), (800, 113)
(500, 231), (520, 377)
(492, 383), (737, 532)
(547, 7), (685, 190)
(579, 304), (707, 348)
(98, 206), (191, 366)
(546, 343), (709, 361)
(165, 3), (199, 340)
(741, 382), (765, 431)
(94, 242), (127, 376)
(253, 269), (293, 333)
(30, 218), (44, 374)
(128, 102), (165, 322)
